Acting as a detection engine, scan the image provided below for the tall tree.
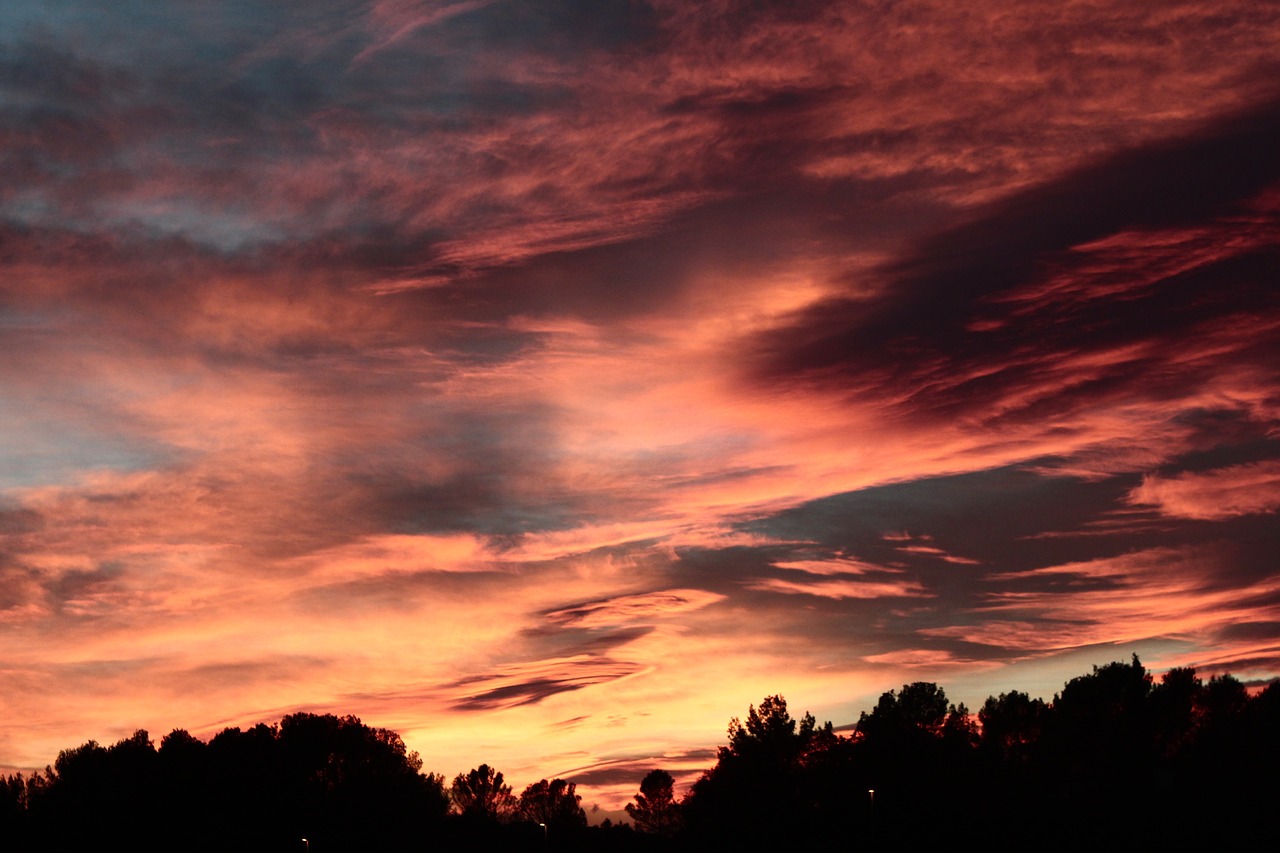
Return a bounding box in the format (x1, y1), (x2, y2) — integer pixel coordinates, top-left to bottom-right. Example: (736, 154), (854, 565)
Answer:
(450, 764), (516, 822)
(517, 778), (586, 830)
(856, 681), (950, 739)
(625, 769), (681, 837)
(683, 695), (831, 847)
(979, 690), (1047, 762)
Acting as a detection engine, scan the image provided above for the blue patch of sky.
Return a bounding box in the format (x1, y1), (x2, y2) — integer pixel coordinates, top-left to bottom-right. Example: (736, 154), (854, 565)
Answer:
(0, 379), (173, 490)
(2, 189), (285, 252)
(111, 199), (288, 252)
(3, 1), (373, 73)
(2, 1), (277, 64)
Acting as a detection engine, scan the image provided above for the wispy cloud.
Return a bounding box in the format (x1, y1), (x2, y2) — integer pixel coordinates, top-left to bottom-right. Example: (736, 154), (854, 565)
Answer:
(973, 547), (1280, 656)
(448, 656), (648, 712)
(747, 576), (931, 601)
(545, 589), (725, 629)
(1127, 460), (1280, 520)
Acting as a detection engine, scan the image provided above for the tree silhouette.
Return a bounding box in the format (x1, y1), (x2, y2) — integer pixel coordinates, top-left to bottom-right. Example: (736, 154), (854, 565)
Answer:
(1, 772), (31, 844)
(273, 713), (445, 849)
(856, 681), (949, 738)
(517, 777), (586, 830)
(1045, 655), (1153, 791)
(1149, 666), (1201, 758)
(624, 769), (681, 837)
(979, 690), (1047, 762)
(850, 682), (982, 844)
(450, 763), (516, 823)
(683, 694), (831, 846)
(724, 694), (816, 760)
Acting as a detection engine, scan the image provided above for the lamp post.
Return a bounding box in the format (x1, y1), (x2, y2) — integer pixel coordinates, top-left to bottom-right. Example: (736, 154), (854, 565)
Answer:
(539, 822), (548, 850)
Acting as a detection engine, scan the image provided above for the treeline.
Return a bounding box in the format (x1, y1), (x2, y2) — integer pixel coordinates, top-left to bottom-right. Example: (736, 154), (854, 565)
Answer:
(2, 656), (1277, 851)
(670, 656), (1279, 849)
(0, 714), (612, 852)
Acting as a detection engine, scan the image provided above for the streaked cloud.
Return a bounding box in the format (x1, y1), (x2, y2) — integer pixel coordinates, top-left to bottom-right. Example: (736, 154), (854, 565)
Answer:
(973, 547), (1280, 656)
(448, 656), (648, 712)
(1127, 460), (1280, 520)
(747, 576), (931, 601)
(545, 589), (726, 629)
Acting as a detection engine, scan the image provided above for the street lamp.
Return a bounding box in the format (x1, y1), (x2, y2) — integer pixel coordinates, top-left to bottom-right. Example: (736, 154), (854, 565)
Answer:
(539, 822), (548, 850)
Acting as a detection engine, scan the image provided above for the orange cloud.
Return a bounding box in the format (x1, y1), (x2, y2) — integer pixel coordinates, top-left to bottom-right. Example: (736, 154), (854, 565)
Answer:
(747, 577), (930, 601)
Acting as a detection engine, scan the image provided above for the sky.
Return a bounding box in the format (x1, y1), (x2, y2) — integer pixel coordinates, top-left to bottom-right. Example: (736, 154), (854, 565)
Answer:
(2, 0), (1279, 819)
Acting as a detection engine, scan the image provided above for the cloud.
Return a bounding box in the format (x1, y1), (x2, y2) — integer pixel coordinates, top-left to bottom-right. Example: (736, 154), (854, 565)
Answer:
(770, 556), (887, 576)
(1127, 460), (1280, 520)
(750, 94), (1280, 416)
(747, 576), (931, 601)
(894, 545), (980, 565)
(970, 546), (1280, 655)
(920, 621), (1110, 656)
(882, 532), (981, 565)
(544, 588), (725, 629)
(448, 656), (647, 712)
(861, 649), (965, 669)
(284, 533), (500, 578)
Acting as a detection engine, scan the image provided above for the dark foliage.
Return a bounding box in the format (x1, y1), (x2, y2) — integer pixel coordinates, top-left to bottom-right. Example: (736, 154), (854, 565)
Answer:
(2, 713), (446, 852)
(675, 658), (1278, 851)
(3, 659), (1277, 851)
(625, 769), (681, 837)
(449, 762), (516, 823)
(517, 776), (587, 830)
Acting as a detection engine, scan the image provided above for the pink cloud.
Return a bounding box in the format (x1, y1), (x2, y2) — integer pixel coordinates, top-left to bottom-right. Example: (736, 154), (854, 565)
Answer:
(747, 577), (930, 601)
(894, 545), (981, 565)
(1127, 460), (1280, 520)
(861, 649), (966, 669)
(771, 556), (890, 576)
(976, 547), (1280, 654)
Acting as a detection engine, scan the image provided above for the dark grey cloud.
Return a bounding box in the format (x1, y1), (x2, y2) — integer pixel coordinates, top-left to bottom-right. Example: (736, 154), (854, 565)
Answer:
(0, 563), (42, 611)
(428, 0), (663, 57)
(45, 564), (124, 615)
(376, 178), (948, 329)
(449, 658), (644, 712)
(740, 467), (1130, 574)
(658, 457), (1280, 665)
(749, 93), (1280, 422)
(0, 506), (42, 536)
(519, 626), (656, 657)
(1216, 621), (1280, 643)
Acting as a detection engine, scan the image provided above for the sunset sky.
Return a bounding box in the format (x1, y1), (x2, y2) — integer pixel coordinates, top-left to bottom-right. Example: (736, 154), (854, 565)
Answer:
(2, 0), (1279, 818)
